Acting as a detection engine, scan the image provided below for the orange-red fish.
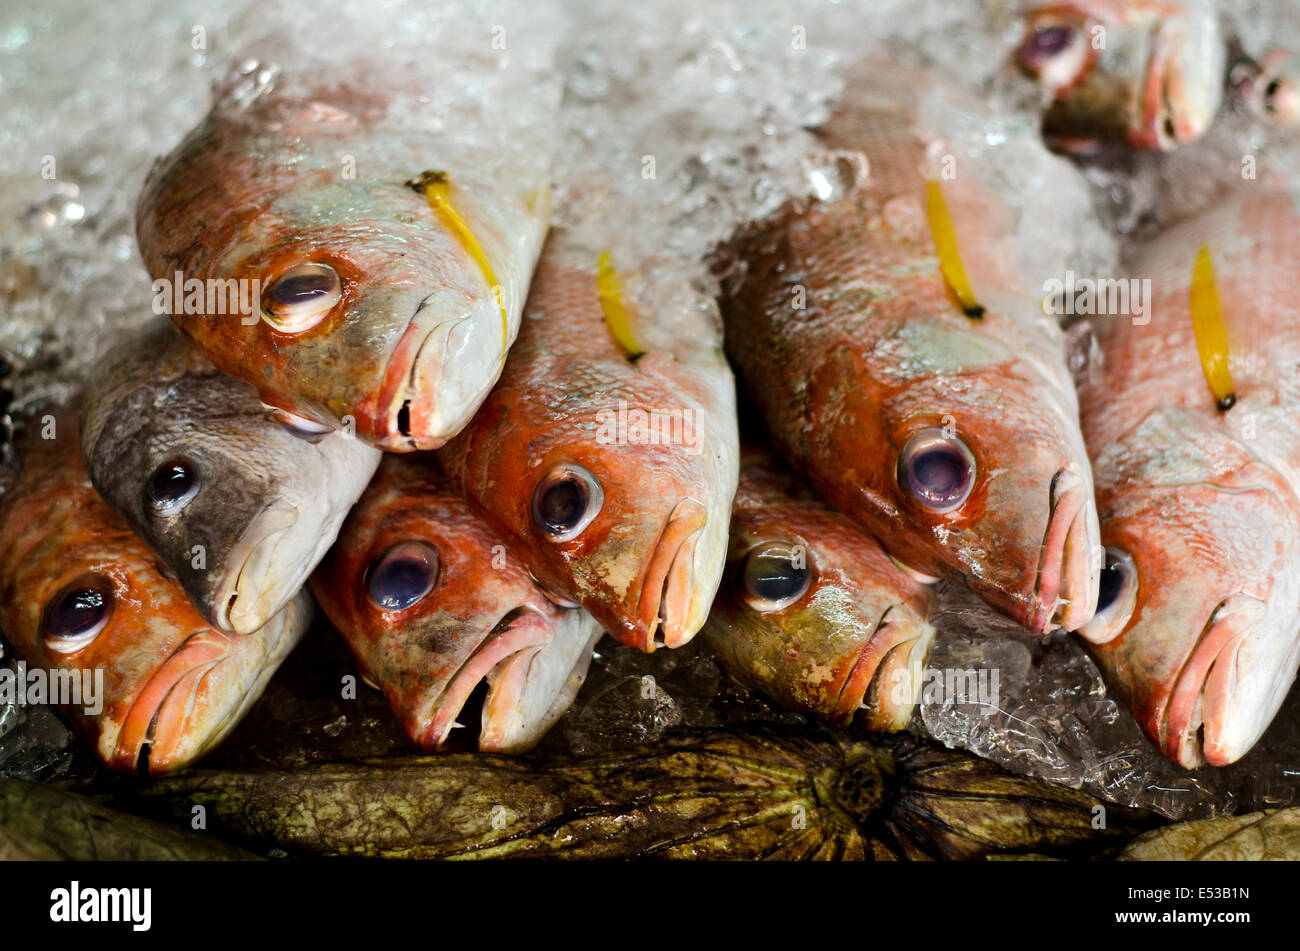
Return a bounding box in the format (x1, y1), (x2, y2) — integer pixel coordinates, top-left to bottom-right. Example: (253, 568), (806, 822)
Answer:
(312, 454), (601, 753)
(0, 413), (309, 774)
(1076, 182), (1300, 767)
(135, 61), (554, 451)
(703, 448), (935, 731)
(720, 60), (1100, 636)
(438, 230), (739, 652)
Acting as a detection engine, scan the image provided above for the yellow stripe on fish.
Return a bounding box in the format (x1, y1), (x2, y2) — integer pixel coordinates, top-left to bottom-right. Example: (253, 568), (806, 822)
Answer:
(924, 180), (985, 320)
(596, 251), (646, 360)
(1189, 243), (1236, 411)
(412, 170), (508, 368)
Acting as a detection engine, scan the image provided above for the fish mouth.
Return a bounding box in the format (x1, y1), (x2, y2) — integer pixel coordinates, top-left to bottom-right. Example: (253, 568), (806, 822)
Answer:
(1029, 468), (1099, 635)
(837, 605), (935, 731)
(113, 629), (229, 776)
(1160, 594), (1266, 768)
(633, 498), (708, 652)
(421, 607), (553, 751)
(211, 504), (301, 635)
(365, 294), (488, 452)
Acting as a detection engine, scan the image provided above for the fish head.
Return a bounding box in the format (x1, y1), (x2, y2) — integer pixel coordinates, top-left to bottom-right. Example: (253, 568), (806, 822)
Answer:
(136, 92), (548, 451)
(822, 322), (1101, 635)
(311, 456), (599, 753)
(703, 454), (935, 731)
(460, 372), (736, 653)
(1018, 0), (1225, 152)
(0, 418), (308, 774)
(1080, 409), (1300, 767)
(80, 327), (381, 635)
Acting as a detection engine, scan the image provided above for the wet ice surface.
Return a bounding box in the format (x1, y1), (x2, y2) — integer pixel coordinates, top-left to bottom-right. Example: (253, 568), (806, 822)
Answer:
(3, 0), (1300, 821)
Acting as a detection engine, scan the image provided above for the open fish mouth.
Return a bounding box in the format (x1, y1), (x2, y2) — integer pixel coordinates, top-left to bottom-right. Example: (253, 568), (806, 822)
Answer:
(1160, 594), (1268, 768)
(1029, 468), (1099, 635)
(634, 498), (708, 652)
(113, 629), (229, 776)
(838, 605), (935, 731)
(422, 607), (553, 751)
(212, 504), (301, 635)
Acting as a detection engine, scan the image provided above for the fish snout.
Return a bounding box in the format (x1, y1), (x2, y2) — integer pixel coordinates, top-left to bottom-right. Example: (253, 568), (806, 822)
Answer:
(1030, 467), (1101, 635)
(1163, 594), (1276, 768)
(845, 606), (936, 732)
(112, 628), (230, 775)
(211, 504), (302, 635)
(633, 498), (709, 651)
(366, 291), (502, 451)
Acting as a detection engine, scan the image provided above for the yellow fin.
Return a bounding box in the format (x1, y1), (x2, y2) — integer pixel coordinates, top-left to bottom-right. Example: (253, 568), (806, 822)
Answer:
(596, 251), (645, 360)
(1189, 243), (1236, 411)
(924, 180), (984, 319)
(412, 170), (508, 369)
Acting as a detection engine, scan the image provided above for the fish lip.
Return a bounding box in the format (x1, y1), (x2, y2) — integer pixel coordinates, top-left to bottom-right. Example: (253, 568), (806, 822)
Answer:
(834, 605), (935, 729)
(211, 503), (301, 635)
(1160, 594), (1266, 768)
(366, 297), (473, 452)
(1029, 468), (1099, 635)
(420, 605), (552, 750)
(633, 498), (708, 652)
(112, 628), (229, 775)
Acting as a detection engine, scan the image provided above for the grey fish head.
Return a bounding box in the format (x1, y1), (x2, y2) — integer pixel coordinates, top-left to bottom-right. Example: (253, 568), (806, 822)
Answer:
(80, 325), (381, 634)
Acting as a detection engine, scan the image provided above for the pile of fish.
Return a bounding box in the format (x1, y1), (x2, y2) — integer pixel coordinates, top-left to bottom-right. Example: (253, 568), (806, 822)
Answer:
(2, 0), (1300, 814)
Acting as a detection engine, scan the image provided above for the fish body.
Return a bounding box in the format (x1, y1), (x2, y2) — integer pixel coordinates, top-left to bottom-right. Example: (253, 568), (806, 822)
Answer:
(79, 320), (381, 635)
(136, 59), (556, 450)
(312, 454), (602, 753)
(703, 448), (935, 731)
(438, 230), (739, 652)
(1076, 182), (1300, 767)
(1016, 0), (1226, 152)
(720, 61), (1100, 635)
(0, 414), (310, 774)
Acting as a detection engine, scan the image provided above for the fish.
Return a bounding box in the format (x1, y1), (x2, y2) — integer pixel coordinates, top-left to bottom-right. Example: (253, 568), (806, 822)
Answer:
(127, 726), (1156, 860)
(1117, 806), (1300, 860)
(718, 59), (1101, 636)
(135, 58), (556, 451)
(702, 448), (936, 731)
(79, 320), (381, 635)
(437, 229), (740, 652)
(1074, 181), (1300, 768)
(311, 453), (602, 753)
(1227, 46), (1300, 127)
(0, 412), (311, 775)
(1015, 0), (1226, 152)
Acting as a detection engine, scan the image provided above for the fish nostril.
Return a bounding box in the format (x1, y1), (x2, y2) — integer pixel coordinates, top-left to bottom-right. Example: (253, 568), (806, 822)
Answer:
(397, 401), (412, 437)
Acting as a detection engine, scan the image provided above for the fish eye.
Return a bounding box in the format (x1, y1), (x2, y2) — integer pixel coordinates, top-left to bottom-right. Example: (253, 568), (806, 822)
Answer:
(261, 263), (342, 333)
(43, 575), (114, 653)
(1079, 547), (1138, 642)
(740, 542), (812, 611)
(898, 427), (976, 514)
(147, 459), (199, 515)
(532, 464), (604, 542)
(1017, 18), (1090, 89)
(366, 541), (438, 612)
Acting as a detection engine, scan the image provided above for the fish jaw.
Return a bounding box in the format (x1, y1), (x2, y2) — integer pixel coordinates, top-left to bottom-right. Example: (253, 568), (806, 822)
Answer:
(357, 284), (516, 451)
(110, 593), (310, 775)
(1029, 468), (1102, 634)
